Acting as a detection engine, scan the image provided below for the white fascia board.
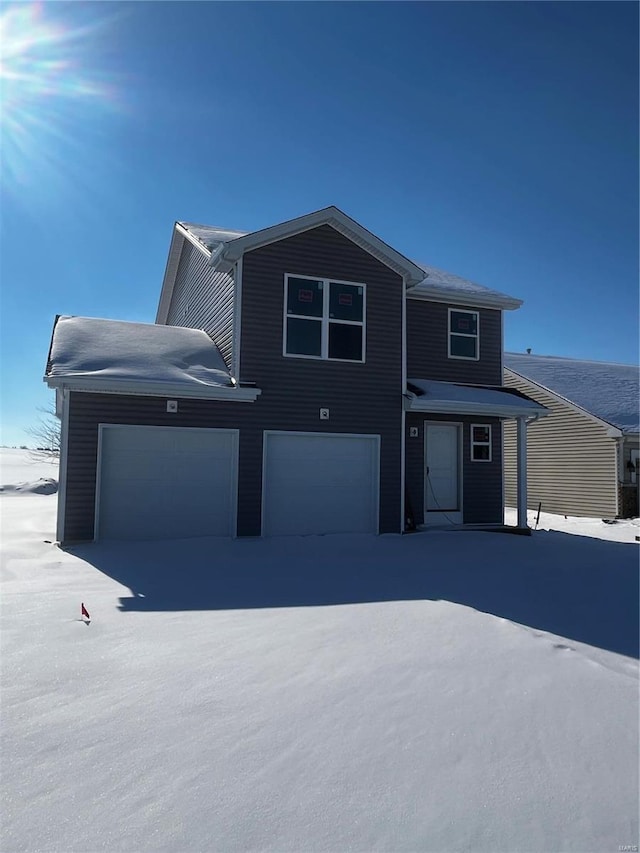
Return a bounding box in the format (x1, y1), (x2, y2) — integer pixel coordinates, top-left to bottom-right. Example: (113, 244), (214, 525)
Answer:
(504, 367), (623, 435)
(405, 395), (549, 419)
(211, 206), (427, 286)
(407, 290), (522, 312)
(44, 375), (261, 402)
(156, 226), (185, 324)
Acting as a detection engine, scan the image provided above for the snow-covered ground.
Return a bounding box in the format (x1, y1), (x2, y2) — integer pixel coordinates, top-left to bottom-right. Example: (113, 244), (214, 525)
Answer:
(1, 448), (638, 852)
(504, 506), (640, 544)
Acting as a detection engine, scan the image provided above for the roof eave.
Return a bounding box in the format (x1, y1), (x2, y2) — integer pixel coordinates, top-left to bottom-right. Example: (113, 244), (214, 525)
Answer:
(406, 395), (549, 419)
(407, 288), (522, 311)
(210, 206), (427, 286)
(44, 375), (262, 402)
(504, 366), (626, 435)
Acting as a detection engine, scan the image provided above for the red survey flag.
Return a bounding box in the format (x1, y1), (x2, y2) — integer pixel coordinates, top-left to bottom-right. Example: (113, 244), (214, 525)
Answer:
(81, 603), (90, 620)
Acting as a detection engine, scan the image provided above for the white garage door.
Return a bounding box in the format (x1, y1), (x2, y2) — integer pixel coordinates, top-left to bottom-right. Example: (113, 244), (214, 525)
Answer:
(262, 432), (379, 536)
(96, 425), (237, 541)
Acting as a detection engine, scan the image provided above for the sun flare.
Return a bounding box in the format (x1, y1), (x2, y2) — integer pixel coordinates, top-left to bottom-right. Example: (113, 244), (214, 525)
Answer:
(0, 2), (116, 191)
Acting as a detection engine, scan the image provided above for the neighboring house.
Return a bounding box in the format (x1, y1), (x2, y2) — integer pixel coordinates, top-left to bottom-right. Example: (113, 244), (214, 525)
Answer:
(45, 207), (546, 543)
(504, 353), (640, 519)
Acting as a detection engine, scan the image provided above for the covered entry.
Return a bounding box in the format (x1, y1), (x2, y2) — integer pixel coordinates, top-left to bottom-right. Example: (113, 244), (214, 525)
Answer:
(262, 431), (380, 536)
(95, 425), (238, 540)
(406, 378), (549, 529)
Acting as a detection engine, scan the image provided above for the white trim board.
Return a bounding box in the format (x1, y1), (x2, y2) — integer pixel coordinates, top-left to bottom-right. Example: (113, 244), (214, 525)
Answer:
(406, 398), (547, 419)
(209, 206), (426, 286)
(407, 290), (522, 311)
(45, 377), (261, 402)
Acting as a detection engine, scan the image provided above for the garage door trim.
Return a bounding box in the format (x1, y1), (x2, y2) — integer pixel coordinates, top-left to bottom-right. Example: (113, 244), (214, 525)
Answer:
(94, 423), (239, 541)
(261, 430), (381, 536)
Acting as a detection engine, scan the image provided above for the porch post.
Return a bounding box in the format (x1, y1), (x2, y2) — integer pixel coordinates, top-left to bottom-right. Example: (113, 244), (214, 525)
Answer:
(517, 416), (528, 529)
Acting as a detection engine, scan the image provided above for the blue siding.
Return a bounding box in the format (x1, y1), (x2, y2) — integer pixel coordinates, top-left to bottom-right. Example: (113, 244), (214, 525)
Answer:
(407, 299), (502, 385)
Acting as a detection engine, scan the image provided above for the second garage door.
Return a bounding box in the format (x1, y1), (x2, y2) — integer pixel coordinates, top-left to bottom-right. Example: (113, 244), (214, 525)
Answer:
(262, 431), (380, 536)
(96, 425), (237, 541)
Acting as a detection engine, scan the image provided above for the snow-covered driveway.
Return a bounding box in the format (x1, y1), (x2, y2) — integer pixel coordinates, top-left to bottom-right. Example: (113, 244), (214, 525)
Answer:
(1, 450), (638, 852)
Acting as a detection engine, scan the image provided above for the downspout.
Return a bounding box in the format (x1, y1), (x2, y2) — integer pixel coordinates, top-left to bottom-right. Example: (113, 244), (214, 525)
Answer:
(232, 256), (243, 382)
(615, 435), (624, 518)
(400, 274), (407, 533)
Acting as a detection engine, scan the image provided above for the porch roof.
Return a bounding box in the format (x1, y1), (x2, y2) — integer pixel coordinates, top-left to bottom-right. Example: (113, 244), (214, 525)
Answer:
(407, 378), (549, 419)
(44, 316), (261, 401)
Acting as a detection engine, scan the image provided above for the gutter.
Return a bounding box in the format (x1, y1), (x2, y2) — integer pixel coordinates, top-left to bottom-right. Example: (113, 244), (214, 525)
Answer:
(407, 290), (522, 312)
(405, 396), (549, 420)
(44, 376), (262, 403)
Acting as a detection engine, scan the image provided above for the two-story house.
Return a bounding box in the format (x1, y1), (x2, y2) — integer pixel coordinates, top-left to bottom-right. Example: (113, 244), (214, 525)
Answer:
(45, 207), (546, 543)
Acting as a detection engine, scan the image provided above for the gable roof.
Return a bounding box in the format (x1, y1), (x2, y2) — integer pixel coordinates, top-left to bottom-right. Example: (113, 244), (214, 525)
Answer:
(157, 207), (524, 324)
(180, 224), (246, 252)
(44, 316), (260, 401)
(504, 352), (640, 434)
(203, 206), (426, 285)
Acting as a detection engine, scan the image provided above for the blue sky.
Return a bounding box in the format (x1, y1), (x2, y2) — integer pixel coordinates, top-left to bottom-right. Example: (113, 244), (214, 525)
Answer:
(1, 1), (637, 446)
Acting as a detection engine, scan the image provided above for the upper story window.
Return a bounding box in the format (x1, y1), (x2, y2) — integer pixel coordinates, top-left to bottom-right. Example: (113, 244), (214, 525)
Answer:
(284, 274), (366, 362)
(449, 308), (479, 360)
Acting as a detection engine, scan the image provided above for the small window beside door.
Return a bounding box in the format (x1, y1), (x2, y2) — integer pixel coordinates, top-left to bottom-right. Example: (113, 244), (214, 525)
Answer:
(471, 424), (492, 461)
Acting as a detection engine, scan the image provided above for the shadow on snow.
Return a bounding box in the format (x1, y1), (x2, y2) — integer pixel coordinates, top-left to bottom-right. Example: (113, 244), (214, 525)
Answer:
(69, 529), (640, 659)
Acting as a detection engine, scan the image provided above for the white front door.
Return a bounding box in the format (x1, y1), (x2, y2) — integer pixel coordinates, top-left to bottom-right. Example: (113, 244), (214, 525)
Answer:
(424, 423), (462, 524)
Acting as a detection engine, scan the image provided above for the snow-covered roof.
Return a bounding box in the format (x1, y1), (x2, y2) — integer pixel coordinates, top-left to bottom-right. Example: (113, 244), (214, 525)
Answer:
(179, 223), (246, 252)
(504, 353), (640, 435)
(177, 219), (522, 310)
(409, 264), (522, 311)
(181, 208), (427, 286)
(407, 378), (548, 418)
(45, 317), (262, 401)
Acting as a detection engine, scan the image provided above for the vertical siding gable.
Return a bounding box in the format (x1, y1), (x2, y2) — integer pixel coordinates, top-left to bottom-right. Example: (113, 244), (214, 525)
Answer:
(407, 299), (502, 385)
(503, 372), (618, 517)
(165, 240), (235, 369)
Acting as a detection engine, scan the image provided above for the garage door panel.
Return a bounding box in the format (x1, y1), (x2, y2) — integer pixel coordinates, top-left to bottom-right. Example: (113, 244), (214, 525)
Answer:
(263, 433), (379, 536)
(97, 426), (236, 541)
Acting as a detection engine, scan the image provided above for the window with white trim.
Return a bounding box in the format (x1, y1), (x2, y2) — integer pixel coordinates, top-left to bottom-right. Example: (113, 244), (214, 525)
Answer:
(470, 424), (492, 461)
(284, 274), (366, 362)
(449, 309), (479, 360)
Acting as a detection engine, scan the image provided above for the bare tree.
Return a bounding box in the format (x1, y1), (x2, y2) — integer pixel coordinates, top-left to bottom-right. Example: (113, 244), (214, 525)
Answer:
(27, 406), (61, 460)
